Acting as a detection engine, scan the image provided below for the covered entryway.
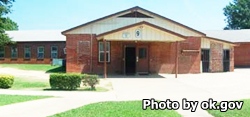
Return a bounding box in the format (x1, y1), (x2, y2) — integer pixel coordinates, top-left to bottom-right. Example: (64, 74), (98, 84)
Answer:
(124, 45), (149, 75)
(125, 46), (136, 75)
(96, 21), (185, 78)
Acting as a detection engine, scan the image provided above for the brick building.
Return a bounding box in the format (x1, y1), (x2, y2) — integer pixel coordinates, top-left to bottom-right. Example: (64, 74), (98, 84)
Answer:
(205, 30), (250, 67)
(62, 6), (235, 77)
(0, 30), (66, 64)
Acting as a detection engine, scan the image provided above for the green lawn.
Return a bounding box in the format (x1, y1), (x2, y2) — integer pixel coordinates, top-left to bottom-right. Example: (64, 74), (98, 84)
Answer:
(11, 77), (50, 90)
(0, 64), (65, 73)
(51, 101), (181, 117)
(0, 94), (51, 106)
(208, 99), (250, 117)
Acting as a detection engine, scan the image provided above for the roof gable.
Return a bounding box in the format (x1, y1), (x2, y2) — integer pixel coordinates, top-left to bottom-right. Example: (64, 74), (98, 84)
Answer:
(97, 21), (186, 42)
(62, 6), (205, 37)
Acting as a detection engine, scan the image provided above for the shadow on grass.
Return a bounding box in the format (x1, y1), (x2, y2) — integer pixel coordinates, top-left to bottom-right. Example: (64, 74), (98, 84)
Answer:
(43, 87), (108, 92)
(46, 66), (66, 73)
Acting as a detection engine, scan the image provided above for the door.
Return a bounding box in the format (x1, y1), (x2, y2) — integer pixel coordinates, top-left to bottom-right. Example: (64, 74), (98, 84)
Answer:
(223, 50), (230, 72)
(201, 49), (210, 72)
(125, 46), (136, 75)
(137, 46), (149, 74)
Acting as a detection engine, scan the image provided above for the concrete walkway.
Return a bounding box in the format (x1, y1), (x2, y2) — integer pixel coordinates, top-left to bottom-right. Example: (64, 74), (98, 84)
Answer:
(0, 90), (116, 117)
(1, 68), (250, 117)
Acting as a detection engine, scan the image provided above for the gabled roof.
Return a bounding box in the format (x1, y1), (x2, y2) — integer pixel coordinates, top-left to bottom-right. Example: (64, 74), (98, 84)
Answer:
(6, 30), (66, 42)
(203, 30), (250, 42)
(62, 6), (206, 36)
(97, 21), (187, 41)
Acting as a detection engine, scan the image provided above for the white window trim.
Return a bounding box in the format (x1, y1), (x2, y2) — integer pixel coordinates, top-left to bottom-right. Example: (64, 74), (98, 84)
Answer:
(37, 46), (44, 59)
(24, 46), (31, 59)
(11, 46), (18, 59)
(98, 42), (110, 62)
(51, 46), (58, 59)
(0, 46), (5, 59)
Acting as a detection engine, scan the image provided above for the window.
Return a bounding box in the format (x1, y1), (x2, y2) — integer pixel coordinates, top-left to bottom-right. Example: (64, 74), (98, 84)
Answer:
(37, 46), (44, 59)
(51, 46), (58, 58)
(139, 48), (147, 59)
(99, 42), (110, 62)
(0, 46), (4, 58)
(24, 46), (31, 59)
(11, 46), (18, 59)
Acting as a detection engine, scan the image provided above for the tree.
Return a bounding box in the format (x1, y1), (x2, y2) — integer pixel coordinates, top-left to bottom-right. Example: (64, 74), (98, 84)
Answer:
(0, 0), (18, 47)
(224, 0), (250, 30)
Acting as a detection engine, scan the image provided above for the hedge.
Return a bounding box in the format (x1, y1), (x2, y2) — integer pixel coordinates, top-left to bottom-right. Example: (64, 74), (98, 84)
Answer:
(49, 73), (82, 90)
(0, 74), (14, 89)
(82, 74), (99, 90)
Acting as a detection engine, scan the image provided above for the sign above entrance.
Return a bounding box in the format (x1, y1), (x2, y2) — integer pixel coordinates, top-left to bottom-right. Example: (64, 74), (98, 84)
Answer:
(135, 29), (142, 38)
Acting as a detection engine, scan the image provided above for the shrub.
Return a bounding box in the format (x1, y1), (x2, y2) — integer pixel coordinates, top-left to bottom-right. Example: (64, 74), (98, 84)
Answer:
(82, 74), (99, 90)
(49, 73), (82, 90)
(0, 74), (14, 89)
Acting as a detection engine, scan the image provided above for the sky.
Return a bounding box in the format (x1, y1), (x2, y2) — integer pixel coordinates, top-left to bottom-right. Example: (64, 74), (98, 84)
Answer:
(8, 0), (233, 31)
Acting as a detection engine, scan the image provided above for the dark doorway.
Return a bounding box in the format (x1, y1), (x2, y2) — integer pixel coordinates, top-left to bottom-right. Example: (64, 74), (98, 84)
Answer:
(125, 47), (136, 75)
(223, 50), (230, 72)
(201, 49), (210, 72)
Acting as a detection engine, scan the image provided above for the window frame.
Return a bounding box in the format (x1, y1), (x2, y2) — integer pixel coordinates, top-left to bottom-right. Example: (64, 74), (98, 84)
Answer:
(0, 46), (5, 59)
(11, 46), (18, 59)
(37, 46), (45, 59)
(98, 41), (110, 62)
(24, 46), (31, 59)
(51, 46), (58, 59)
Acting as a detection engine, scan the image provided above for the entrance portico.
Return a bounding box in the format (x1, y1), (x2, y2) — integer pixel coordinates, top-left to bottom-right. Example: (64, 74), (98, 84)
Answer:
(97, 21), (185, 78)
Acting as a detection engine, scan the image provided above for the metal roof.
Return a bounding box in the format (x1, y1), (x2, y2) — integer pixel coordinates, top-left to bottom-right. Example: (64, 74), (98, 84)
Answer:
(202, 30), (250, 43)
(6, 30), (66, 42)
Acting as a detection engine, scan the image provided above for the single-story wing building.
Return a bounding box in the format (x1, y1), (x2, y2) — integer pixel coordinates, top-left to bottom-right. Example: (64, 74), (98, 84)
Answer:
(0, 30), (66, 64)
(62, 6), (236, 77)
(204, 30), (250, 67)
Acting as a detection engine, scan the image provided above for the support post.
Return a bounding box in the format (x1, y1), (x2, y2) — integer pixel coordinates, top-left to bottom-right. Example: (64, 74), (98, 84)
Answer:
(103, 39), (107, 78)
(175, 41), (179, 78)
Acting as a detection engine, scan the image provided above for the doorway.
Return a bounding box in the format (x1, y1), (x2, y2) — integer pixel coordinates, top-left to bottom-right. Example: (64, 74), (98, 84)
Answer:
(125, 47), (136, 75)
(201, 49), (210, 72)
(223, 50), (230, 72)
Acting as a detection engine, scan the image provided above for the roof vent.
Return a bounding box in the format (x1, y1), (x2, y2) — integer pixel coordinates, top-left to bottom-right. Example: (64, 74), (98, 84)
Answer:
(118, 11), (153, 18)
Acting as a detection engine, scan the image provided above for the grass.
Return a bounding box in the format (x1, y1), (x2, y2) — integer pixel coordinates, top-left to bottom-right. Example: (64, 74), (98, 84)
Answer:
(0, 64), (65, 73)
(51, 101), (181, 117)
(0, 94), (51, 106)
(11, 77), (50, 90)
(207, 99), (250, 117)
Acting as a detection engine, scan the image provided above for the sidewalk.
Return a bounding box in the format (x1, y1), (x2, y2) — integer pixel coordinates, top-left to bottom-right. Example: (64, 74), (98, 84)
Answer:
(0, 90), (116, 117)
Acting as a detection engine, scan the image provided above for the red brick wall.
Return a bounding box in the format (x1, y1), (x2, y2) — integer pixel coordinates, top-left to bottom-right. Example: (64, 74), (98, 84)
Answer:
(149, 42), (174, 74)
(210, 41), (223, 72)
(178, 37), (201, 74)
(66, 34), (203, 74)
(0, 41), (65, 64)
(149, 37), (201, 74)
(230, 47), (234, 71)
(234, 42), (250, 67)
(65, 34), (93, 73)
